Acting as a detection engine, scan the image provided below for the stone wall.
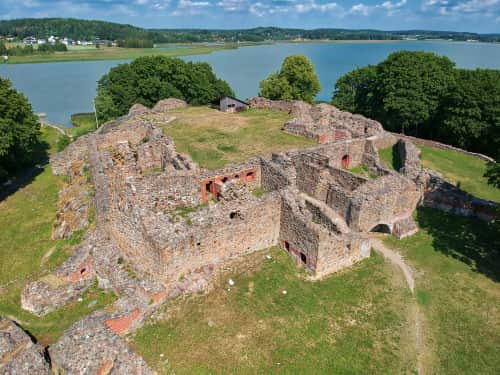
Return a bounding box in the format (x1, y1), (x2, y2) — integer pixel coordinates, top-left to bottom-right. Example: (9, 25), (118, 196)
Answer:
(423, 173), (498, 221)
(0, 317), (50, 374)
(390, 132), (495, 163)
(151, 192), (282, 283)
(349, 174), (421, 233)
(398, 139), (422, 180)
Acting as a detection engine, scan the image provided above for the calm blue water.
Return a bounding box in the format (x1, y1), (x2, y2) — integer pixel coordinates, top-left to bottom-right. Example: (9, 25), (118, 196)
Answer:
(1, 41), (500, 126)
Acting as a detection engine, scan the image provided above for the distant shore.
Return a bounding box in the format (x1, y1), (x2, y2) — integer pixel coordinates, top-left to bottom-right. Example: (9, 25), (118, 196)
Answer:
(0, 42), (265, 65)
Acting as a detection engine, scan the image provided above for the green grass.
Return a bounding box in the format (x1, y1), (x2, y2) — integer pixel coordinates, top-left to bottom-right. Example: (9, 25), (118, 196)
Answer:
(70, 113), (97, 138)
(378, 144), (499, 202)
(1, 43), (263, 64)
(378, 144), (402, 172)
(133, 248), (415, 374)
(161, 107), (316, 169)
(417, 145), (500, 202)
(384, 207), (500, 375)
(349, 164), (378, 179)
(0, 126), (116, 345)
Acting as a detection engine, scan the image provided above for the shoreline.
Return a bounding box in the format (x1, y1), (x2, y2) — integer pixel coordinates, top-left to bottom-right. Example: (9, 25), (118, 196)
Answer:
(2, 38), (494, 65)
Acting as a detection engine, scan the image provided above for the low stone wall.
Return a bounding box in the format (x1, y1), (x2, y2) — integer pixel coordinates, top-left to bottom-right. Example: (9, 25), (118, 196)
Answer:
(0, 317), (51, 374)
(390, 132), (495, 163)
(423, 173), (498, 221)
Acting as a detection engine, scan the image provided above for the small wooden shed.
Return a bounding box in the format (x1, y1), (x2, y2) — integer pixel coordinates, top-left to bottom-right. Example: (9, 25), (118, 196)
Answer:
(219, 96), (249, 113)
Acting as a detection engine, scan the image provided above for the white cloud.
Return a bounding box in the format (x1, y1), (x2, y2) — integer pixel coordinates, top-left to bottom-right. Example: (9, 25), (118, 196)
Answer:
(349, 0), (407, 16)
(422, 0), (500, 17)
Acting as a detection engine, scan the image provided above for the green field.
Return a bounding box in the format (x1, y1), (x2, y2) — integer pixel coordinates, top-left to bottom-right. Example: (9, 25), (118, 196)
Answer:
(1, 43), (259, 64)
(161, 107), (316, 169)
(0, 127), (116, 345)
(384, 207), (500, 374)
(133, 248), (415, 374)
(378, 143), (500, 202)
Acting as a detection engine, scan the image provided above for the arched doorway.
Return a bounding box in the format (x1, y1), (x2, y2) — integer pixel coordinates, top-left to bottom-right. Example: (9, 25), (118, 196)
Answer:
(341, 154), (350, 169)
(370, 224), (392, 234)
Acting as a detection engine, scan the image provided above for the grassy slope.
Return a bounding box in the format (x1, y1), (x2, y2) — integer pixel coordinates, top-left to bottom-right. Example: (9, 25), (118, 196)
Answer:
(1, 43), (255, 64)
(70, 113), (97, 138)
(133, 248), (415, 374)
(378, 144), (500, 202)
(0, 126), (115, 345)
(418, 145), (500, 202)
(384, 207), (500, 375)
(161, 107), (316, 169)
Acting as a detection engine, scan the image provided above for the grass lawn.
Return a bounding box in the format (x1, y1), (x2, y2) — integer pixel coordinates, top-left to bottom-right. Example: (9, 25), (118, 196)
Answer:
(0, 126), (116, 345)
(161, 107), (316, 169)
(384, 207), (500, 375)
(133, 248), (415, 374)
(70, 112), (98, 138)
(1, 43), (257, 64)
(378, 144), (500, 202)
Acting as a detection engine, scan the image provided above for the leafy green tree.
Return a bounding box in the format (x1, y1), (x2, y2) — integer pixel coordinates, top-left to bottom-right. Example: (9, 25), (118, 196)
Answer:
(332, 65), (377, 115)
(0, 77), (40, 181)
(484, 162), (500, 189)
(0, 41), (7, 55)
(95, 56), (234, 122)
(373, 51), (456, 136)
(259, 55), (320, 103)
(437, 69), (500, 156)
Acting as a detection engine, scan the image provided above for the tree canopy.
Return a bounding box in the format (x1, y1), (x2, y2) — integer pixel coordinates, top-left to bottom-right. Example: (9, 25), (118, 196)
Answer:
(0, 77), (40, 181)
(95, 56), (234, 122)
(332, 51), (499, 160)
(259, 54), (321, 103)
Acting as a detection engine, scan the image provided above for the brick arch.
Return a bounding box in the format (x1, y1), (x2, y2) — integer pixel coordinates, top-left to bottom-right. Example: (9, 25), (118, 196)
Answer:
(370, 223), (392, 234)
(341, 154), (351, 169)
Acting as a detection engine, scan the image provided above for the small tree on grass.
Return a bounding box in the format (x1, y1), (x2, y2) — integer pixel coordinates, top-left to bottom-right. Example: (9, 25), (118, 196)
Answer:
(259, 54), (321, 103)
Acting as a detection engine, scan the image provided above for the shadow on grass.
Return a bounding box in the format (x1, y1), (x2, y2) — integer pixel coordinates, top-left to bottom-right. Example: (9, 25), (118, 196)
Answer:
(0, 139), (50, 202)
(416, 207), (500, 282)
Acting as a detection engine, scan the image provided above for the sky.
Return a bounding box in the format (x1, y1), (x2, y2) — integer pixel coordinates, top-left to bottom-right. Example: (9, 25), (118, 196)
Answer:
(1, 0), (499, 33)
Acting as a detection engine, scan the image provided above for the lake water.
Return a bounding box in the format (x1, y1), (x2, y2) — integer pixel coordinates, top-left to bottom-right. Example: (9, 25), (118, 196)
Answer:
(1, 41), (500, 127)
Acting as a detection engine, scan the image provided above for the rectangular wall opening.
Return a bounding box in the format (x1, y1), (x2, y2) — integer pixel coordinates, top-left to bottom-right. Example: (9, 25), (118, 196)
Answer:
(300, 252), (307, 265)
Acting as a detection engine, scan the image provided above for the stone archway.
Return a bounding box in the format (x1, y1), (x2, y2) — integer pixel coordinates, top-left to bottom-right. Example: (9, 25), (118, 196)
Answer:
(341, 154), (351, 169)
(370, 223), (392, 234)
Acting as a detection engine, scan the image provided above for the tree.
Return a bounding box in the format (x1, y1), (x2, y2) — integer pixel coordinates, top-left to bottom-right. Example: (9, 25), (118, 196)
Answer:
(259, 54), (321, 103)
(0, 41), (7, 55)
(332, 65), (377, 115)
(0, 78), (40, 181)
(372, 51), (456, 136)
(484, 162), (500, 189)
(437, 69), (500, 156)
(95, 56), (234, 122)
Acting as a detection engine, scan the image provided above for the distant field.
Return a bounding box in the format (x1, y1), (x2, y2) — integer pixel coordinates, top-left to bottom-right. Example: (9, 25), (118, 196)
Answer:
(161, 107), (316, 169)
(0, 126), (116, 345)
(1, 43), (258, 64)
(378, 144), (500, 202)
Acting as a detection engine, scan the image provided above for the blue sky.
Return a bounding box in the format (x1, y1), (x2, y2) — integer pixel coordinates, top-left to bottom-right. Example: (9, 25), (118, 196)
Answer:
(1, 0), (499, 33)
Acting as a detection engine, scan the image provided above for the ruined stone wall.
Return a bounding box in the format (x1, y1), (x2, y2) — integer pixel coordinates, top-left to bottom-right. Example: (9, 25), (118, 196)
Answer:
(399, 139), (422, 180)
(391, 132), (495, 162)
(315, 233), (370, 277)
(423, 173), (498, 221)
(321, 139), (366, 169)
(279, 192), (320, 272)
(247, 97), (311, 115)
(153, 192), (282, 282)
(260, 157), (292, 192)
(349, 175), (420, 232)
(326, 185), (353, 219)
(50, 134), (90, 175)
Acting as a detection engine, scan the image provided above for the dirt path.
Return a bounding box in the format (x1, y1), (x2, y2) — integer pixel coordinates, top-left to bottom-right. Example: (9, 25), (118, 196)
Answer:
(372, 237), (423, 375)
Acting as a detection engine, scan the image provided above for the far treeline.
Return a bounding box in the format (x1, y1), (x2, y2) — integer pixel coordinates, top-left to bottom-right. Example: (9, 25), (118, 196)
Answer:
(1, 18), (500, 44)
